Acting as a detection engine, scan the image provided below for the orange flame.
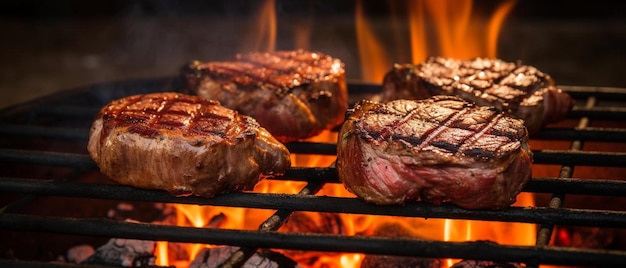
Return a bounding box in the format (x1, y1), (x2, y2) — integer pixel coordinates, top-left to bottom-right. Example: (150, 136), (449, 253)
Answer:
(408, 0), (428, 64)
(241, 0), (276, 52)
(355, 0), (391, 83)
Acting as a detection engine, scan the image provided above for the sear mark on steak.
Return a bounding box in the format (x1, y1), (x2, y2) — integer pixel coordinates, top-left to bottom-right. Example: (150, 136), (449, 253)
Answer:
(181, 49), (348, 143)
(336, 95), (532, 210)
(381, 57), (575, 135)
(87, 92), (291, 198)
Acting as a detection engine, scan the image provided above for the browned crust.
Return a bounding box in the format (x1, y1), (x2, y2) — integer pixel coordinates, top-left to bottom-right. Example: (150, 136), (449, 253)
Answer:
(98, 92), (259, 144)
(181, 50), (348, 142)
(347, 96), (527, 160)
(382, 57), (575, 134)
(88, 92), (291, 198)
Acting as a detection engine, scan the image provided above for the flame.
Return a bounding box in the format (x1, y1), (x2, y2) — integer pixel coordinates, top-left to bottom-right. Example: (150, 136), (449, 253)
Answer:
(154, 1), (528, 267)
(359, 0), (518, 82)
(408, 0), (428, 64)
(355, 0), (391, 83)
(241, 0), (276, 52)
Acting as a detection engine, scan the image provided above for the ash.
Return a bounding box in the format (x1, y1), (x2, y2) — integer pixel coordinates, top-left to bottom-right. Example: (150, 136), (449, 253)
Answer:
(81, 238), (156, 267)
(190, 246), (300, 268)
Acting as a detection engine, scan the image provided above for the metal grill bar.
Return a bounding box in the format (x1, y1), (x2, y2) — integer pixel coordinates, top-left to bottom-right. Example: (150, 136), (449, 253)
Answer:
(568, 106), (626, 118)
(0, 149), (96, 169)
(1, 213), (625, 267)
(4, 172), (626, 199)
(532, 127), (626, 141)
(525, 177), (626, 196)
(532, 150), (626, 166)
(0, 125), (89, 141)
(2, 178), (626, 227)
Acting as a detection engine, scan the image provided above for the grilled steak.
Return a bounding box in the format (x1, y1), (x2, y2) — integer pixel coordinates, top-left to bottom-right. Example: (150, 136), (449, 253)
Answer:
(181, 49), (348, 143)
(87, 92), (291, 198)
(382, 57), (575, 135)
(336, 96), (532, 209)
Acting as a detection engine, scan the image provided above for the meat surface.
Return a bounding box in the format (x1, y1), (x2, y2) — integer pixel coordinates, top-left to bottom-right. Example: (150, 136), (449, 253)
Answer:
(181, 49), (348, 142)
(336, 96), (532, 209)
(382, 57), (575, 135)
(87, 92), (291, 198)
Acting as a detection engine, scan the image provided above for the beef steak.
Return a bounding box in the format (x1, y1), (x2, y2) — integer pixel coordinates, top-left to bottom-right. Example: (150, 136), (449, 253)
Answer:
(382, 57), (575, 135)
(336, 95), (532, 209)
(182, 49), (348, 142)
(88, 92), (291, 198)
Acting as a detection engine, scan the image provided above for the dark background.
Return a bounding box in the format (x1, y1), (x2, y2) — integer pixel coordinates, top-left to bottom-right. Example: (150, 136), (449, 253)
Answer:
(1, 0), (625, 108)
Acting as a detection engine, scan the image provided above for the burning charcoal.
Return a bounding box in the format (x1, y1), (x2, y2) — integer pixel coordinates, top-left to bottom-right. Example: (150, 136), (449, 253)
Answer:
(360, 255), (441, 268)
(65, 244), (95, 263)
(280, 212), (344, 235)
(554, 226), (614, 249)
(276, 212), (346, 264)
(189, 246), (300, 268)
(360, 222), (441, 268)
(451, 260), (525, 268)
(81, 238), (156, 267)
(106, 201), (170, 223)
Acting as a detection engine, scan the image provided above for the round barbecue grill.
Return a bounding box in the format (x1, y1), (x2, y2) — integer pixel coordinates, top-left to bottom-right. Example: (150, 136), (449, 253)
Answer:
(0, 77), (625, 267)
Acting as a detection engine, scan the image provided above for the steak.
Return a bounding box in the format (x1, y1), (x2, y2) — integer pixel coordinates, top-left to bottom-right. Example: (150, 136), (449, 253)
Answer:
(87, 92), (291, 198)
(381, 57), (575, 135)
(336, 96), (532, 209)
(181, 49), (348, 143)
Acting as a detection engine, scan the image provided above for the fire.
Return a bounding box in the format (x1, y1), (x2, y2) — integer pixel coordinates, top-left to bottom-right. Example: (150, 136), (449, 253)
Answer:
(358, 0), (518, 82)
(355, 0), (391, 83)
(155, 1), (532, 267)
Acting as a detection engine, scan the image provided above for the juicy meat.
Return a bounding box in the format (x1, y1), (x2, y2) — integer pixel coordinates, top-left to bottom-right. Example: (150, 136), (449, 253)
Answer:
(382, 57), (575, 135)
(336, 96), (532, 209)
(181, 49), (348, 143)
(87, 92), (291, 198)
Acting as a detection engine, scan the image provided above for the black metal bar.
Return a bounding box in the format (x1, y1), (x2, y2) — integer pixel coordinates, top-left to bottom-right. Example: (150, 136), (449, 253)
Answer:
(285, 142), (337, 155)
(568, 106), (626, 119)
(32, 106), (100, 119)
(532, 127), (626, 142)
(0, 124), (89, 141)
(526, 177), (626, 196)
(561, 85), (626, 100)
(1, 213), (624, 267)
(0, 259), (121, 268)
(0, 149), (96, 169)
(531, 150), (626, 166)
(1, 178), (625, 228)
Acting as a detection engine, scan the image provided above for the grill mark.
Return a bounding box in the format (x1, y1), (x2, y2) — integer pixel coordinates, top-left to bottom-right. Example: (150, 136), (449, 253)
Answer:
(454, 112), (504, 157)
(102, 94), (235, 140)
(207, 64), (287, 90)
(374, 102), (473, 153)
(193, 51), (339, 97)
(423, 59), (534, 110)
(374, 105), (423, 143)
(415, 107), (471, 151)
(240, 52), (318, 89)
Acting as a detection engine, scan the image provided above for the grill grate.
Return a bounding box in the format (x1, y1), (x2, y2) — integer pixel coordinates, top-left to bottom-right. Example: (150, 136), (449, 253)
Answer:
(1, 77), (625, 267)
